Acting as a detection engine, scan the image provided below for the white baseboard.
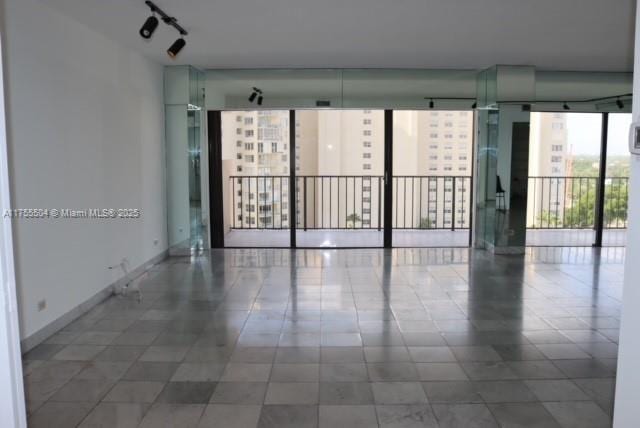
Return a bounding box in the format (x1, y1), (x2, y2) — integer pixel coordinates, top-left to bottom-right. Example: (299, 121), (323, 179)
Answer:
(20, 249), (169, 353)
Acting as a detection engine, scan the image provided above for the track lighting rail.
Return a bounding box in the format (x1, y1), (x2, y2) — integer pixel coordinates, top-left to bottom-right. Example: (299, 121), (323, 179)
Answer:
(144, 0), (188, 36)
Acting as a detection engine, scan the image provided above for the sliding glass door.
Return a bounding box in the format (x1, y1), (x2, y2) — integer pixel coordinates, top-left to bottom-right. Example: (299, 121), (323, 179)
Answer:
(294, 110), (385, 247)
(210, 109), (475, 248)
(219, 110), (291, 247)
(392, 110), (474, 247)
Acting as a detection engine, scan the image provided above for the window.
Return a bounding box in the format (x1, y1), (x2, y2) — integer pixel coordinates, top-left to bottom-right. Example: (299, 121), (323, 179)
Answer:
(244, 143), (254, 150)
(552, 145), (563, 152)
(459, 155), (467, 160)
(430, 112), (439, 116)
(244, 117), (253, 125)
(459, 166), (467, 172)
(429, 165), (438, 171)
(444, 134), (453, 139)
(363, 164), (371, 170)
(552, 167), (561, 173)
(236, 154), (242, 160)
(236, 140), (242, 147)
(429, 144), (438, 149)
(236, 115), (242, 122)
(444, 155), (453, 160)
(429, 133), (438, 138)
(551, 156), (562, 163)
(363, 119), (372, 125)
(236, 166), (243, 172)
(552, 122), (564, 130)
(282, 155), (287, 162)
(429, 155), (438, 160)
(236, 128), (242, 135)
(272, 142), (278, 153)
(444, 165), (453, 171)
(363, 110), (372, 114)
(245, 155), (254, 163)
(363, 130), (372, 136)
(245, 130), (254, 137)
(363, 141), (372, 148)
(429, 122), (438, 128)
(444, 122), (453, 127)
(363, 153), (371, 159)
(258, 143), (264, 153)
(459, 134), (468, 139)
(363, 197), (371, 203)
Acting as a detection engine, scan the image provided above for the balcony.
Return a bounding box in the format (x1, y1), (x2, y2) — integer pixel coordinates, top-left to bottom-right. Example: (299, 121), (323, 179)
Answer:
(224, 175), (628, 247)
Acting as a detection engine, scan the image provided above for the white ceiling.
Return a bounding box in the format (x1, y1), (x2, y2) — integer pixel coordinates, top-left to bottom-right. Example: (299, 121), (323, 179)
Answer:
(43, 0), (636, 71)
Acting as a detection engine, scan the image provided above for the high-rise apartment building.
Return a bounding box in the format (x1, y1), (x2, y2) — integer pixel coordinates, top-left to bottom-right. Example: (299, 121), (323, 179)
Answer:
(222, 110), (479, 231)
(527, 113), (570, 226)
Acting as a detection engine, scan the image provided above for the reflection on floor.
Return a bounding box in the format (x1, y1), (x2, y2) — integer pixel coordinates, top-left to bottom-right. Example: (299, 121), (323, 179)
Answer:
(22, 247), (622, 427)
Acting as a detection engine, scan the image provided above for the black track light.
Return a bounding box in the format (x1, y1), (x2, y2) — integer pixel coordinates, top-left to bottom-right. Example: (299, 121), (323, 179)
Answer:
(563, 102), (570, 110)
(139, 15), (159, 39)
(429, 99), (434, 109)
(257, 95), (264, 106)
(616, 98), (624, 109)
(471, 101), (477, 109)
(248, 87), (262, 103)
(167, 38), (186, 59)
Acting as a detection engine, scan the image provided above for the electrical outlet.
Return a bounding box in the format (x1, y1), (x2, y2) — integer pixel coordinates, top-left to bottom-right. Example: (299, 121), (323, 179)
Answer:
(37, 299), (46, 312)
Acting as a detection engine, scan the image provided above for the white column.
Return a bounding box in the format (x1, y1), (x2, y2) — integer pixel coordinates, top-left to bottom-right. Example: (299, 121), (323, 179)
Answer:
(613, 2), (640, 427)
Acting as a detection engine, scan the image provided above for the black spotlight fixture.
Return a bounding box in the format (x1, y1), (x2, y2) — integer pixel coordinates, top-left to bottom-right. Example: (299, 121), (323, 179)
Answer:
(563, 102), (570, 110)
(248, 87), (259, 102)
(429, 99), (434, 109)
(139, 15), (159, 39)
(141, 1), (189, 59)
(616, 98), (624, 109)
(167, 38), (186, 59)
(249, 88), (263, 104)
(471, 101), (477, 109)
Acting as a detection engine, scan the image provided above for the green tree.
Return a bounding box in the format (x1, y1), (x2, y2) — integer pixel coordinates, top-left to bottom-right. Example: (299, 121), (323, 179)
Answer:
(418, 217), (435, 229)
(346, 213), (361, 228)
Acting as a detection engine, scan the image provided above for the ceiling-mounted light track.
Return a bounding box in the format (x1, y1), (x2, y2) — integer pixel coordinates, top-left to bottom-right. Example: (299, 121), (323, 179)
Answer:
(141, 1), (189, 59)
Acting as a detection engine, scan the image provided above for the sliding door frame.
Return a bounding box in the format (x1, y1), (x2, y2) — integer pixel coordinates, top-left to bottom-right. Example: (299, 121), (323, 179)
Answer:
(209, 108), (476, 249)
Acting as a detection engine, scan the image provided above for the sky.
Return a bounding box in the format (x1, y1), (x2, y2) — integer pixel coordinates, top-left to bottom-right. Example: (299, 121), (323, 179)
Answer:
(567, 112), (632, 156)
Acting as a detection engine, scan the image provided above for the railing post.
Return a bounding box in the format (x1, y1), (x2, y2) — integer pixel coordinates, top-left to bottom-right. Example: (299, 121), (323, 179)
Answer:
(303, 177), (307, 231)
(451, 177), (456, 232)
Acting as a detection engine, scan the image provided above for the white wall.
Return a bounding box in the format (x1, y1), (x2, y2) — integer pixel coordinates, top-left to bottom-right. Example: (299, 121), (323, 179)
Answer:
(613, 3), (640, 426)
(2, 0), (167, 340)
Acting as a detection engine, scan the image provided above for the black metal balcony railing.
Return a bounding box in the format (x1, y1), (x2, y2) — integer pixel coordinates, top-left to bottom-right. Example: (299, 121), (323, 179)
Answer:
(229, 175), (473, 231)
(527, 176), (628, 230)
